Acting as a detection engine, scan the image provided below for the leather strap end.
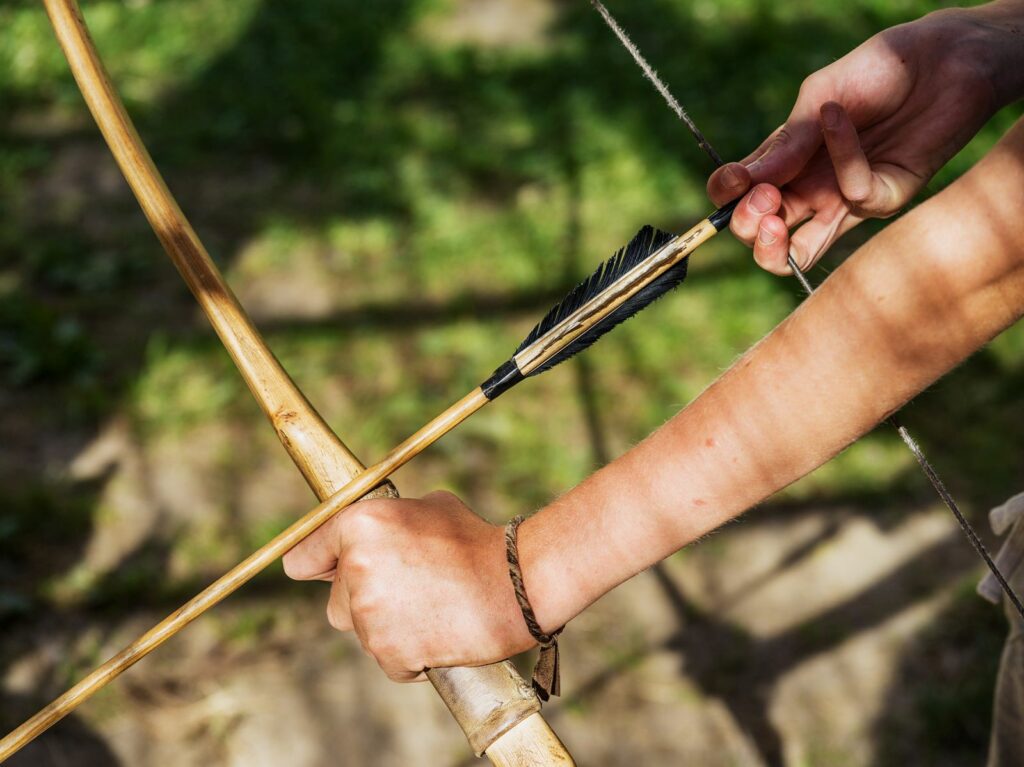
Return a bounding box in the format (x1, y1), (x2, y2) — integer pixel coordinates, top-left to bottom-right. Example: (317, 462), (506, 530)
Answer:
(532, 639), (560, 701)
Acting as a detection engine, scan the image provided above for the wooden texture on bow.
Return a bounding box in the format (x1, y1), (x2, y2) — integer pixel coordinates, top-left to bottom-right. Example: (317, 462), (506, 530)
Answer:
(0, 1), (574, 764)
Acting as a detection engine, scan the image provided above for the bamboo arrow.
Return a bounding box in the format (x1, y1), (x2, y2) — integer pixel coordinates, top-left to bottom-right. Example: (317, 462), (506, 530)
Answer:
(1, 1), (571, 764)
(12, 4), (1008, 763)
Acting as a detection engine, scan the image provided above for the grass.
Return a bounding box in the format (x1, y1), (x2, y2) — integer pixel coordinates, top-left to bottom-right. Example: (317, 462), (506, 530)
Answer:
(1, 0), (1023, 760)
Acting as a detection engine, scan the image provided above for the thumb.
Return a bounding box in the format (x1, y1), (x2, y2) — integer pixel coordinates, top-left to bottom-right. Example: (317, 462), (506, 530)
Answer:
(282, 512), (342, 582)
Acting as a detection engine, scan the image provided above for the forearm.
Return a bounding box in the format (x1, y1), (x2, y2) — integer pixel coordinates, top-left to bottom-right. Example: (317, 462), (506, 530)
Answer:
(522, 118), (1024, 632)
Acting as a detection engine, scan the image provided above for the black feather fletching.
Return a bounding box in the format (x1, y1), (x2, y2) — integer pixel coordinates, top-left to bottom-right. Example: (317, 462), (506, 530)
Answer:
(481, 224), (684, 399)
(518, 224), (680, 374)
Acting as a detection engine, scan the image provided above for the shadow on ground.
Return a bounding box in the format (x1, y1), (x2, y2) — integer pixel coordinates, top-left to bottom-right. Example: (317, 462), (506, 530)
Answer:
(1, 0), (1021, 764)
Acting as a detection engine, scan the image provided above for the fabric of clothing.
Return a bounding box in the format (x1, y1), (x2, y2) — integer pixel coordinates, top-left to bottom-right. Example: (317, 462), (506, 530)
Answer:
(980, 492), (1024, 767)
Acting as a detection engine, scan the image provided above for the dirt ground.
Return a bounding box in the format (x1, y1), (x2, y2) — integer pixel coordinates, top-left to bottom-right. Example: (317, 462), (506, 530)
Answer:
(1, 0), (1018, 765)
(1, 467), (1000, 766)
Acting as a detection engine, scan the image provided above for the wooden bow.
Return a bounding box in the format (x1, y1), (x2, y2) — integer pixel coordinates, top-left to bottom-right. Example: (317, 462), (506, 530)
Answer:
(0, 1), (575, 764)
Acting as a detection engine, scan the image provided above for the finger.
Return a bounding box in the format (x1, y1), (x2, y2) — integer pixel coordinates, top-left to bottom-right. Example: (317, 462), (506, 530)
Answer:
(820, 102), (886, 211)
(778, 191), (814, 231)
(325, 572), (353, 632)
(743, 118), (824, 187)
(729, 183), (782, 245)
(788, 210), (863, 270)
(706, 162), (751, 207)
(420, 490), (487, 526)
(752, 215), (791, 275)
(383, 666), (426, 684)
(282, 513), (343, 581)
(350, 617), (424, 683)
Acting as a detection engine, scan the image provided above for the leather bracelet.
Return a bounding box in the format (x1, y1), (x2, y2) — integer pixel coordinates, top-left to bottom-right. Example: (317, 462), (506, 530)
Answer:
(505, 515), (563, 701)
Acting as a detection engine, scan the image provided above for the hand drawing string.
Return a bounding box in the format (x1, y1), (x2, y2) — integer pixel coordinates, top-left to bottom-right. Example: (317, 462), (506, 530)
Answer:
(588, 0), (1024, 620)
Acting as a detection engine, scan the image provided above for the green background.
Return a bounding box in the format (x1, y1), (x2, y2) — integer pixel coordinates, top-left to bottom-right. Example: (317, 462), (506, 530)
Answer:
(1, 1), (1022, 765)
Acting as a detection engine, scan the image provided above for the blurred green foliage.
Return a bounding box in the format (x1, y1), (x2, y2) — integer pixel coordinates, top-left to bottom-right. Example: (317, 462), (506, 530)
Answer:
(2, 0), (1022, 639)
(1, 0), (1023, 760)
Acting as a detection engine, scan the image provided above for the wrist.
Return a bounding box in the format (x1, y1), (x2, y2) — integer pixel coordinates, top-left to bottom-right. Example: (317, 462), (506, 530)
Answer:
(953, 2), (1024, 108)
(514, 491), (629, 634)
(485, 520), (538, 657)
(514, 510), (577, 635)
(514, 453), (674, 633)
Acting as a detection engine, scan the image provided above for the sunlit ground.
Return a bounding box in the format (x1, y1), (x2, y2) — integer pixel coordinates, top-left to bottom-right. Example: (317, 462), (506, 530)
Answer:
(1, 0), (1022, 764)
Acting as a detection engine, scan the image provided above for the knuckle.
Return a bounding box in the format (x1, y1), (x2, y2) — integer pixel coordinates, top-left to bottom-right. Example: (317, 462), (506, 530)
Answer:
(383, 665), (417, 684)
(348, 587), (381, 619)
(395, 651), (423, 677)
(359, 645), (375, 660)
(365, 634), (400, 664)
(844, 186), (872, 206)
(340, 546), (374, 578)
(797, 72), (823, 100)
(326, 603), (349, 631)
(792, 244), (818, 272)
(850, 180), (901, 217)
(423, 489), (458, 505)
(341, 502), (388, 539)
(752, 248), (774, 272)
(760, 126), (793, 159)
(731, 226), (756, 249)
(281, 552), (303, 580)
(729, 209), (758, 242)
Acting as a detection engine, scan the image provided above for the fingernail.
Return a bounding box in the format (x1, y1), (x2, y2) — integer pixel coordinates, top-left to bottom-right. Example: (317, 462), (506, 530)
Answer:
(749, 188), (773, 214)
(758, 227), (777, 246)
(722, 165), (741, 188)
(821, 103), (840, 130)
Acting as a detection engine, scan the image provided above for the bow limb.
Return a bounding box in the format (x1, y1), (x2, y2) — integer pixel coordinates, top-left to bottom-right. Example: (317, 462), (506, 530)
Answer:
(6, 1), (575, 764)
